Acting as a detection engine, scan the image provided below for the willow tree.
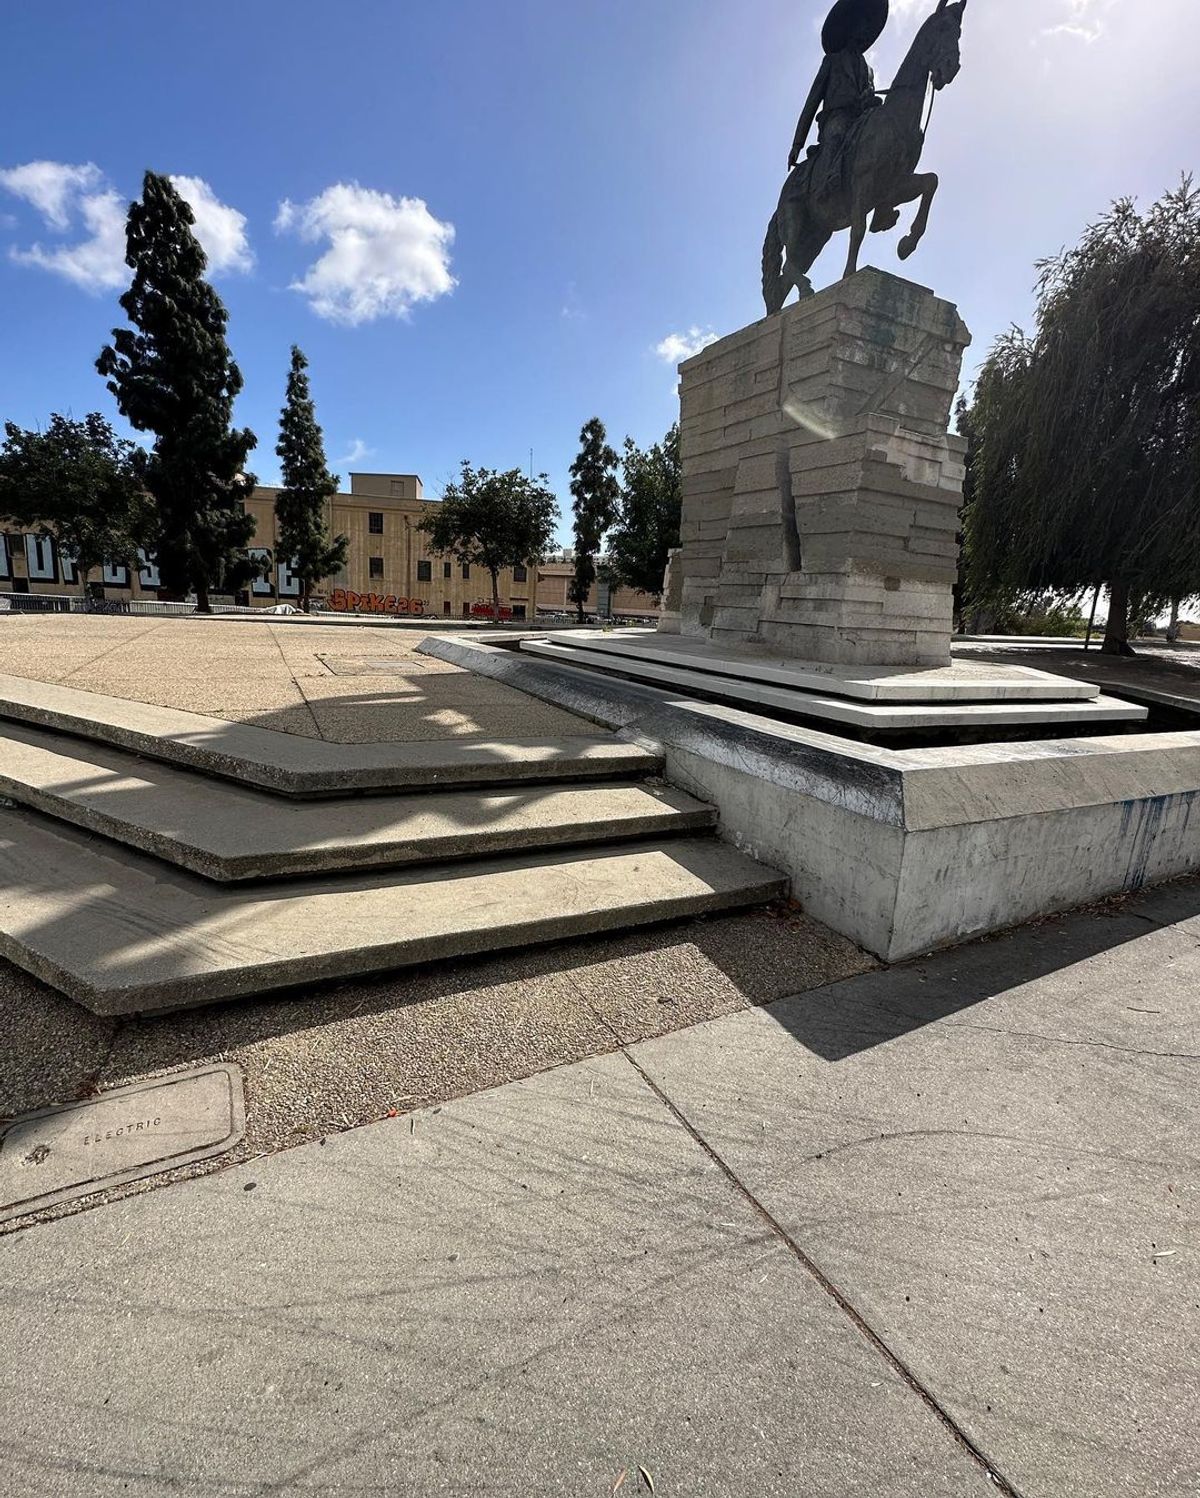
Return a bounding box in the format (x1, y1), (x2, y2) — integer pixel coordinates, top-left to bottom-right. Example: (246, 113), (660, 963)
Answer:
(274, 347), (348, 611)
(97, 171), (257, 611)
(963, 180), (1200, 653)
(568, 417), (620, 622)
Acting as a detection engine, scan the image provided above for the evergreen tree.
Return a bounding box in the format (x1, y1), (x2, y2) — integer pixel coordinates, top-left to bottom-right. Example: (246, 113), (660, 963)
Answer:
(606, 423), (682, 599)
(274, 347), (348, 612)
(567, 417), (620, 623)
(0, 413), (154, 592)
(962, 180), (1200, 654)
(96, 171), (257, 612)
(419, 462), (559, 620)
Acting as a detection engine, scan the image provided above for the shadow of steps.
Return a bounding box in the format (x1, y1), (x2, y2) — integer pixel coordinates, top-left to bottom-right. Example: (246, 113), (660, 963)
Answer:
(0, 674), (661, 795)
(0, 808), (787, 1016)
(0, 721), (715, 881)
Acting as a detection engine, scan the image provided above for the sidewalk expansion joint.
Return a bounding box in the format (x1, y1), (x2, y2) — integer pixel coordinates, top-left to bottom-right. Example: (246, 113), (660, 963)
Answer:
(619, 1047), (1029, 1498)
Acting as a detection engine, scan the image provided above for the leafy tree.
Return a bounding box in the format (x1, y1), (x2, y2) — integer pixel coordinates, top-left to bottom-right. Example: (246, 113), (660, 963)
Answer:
(419, 462), (559, 620)
(962, 180), (1200, 654)
(97, 171), (257, 612)
(0, 413), (154, 592)
(568, 417), (620, 622)
(274, 346), (348, 612)
(606, 423), (682, 598)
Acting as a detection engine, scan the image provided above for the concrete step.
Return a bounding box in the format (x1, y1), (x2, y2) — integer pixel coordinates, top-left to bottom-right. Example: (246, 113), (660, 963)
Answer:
(0, 722), (715, 881)
(539, 628), (1104, 702)
(0, 807), (788, 1015)
(0, 673), (660, 796)
(519, 641), (1149, 733)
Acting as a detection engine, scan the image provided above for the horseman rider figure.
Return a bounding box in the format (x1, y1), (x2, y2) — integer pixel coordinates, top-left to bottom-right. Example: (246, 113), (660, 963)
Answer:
(788, 0), (889, 198)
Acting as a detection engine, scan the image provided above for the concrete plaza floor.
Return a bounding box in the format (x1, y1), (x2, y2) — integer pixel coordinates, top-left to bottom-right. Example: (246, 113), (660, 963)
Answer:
(1, 880), (1197, 1497)
(1, 615), (1196, 1495)
(0, 611), (592, 741)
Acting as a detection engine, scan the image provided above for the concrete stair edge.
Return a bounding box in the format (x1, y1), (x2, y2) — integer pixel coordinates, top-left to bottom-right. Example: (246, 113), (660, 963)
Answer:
(518, 639), (1149, 731)
(0, 809), (788, 1015)
(0, 673), (661, 795)
(0, 722), (716, 881)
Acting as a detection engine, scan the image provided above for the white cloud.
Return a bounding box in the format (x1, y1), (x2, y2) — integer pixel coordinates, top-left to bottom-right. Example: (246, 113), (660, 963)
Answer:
(0, 161), (253, 292)
(169, 175), (254, 273)
(10, 188), (127, 291)
(276, 183), (456, 325)
(656, 327), (720, 364)
(337, 437), (374, 467)
(0, 160), (104, 229)
(1041, 0), (1115, 42)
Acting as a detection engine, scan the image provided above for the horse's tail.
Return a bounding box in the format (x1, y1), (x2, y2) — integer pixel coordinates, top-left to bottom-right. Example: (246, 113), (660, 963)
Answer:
(761, 211), (787, 316)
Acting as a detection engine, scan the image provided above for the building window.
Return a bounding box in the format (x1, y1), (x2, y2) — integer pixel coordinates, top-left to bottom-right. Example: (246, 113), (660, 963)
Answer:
(461, 563), (470, 580)
(369, 557), (384, 579)
(462, 601), (470, 617)
(512, 604), (527, 620)
(443, 600), (452, 616)
(417, 559), (432, 582)
(513, 564), (527, 583)
(443, 561), (452, 579)
(368, 512), (384, 534)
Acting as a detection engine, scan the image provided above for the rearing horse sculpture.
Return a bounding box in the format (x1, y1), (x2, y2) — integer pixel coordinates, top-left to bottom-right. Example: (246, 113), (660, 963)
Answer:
(762, 0), (967, 315)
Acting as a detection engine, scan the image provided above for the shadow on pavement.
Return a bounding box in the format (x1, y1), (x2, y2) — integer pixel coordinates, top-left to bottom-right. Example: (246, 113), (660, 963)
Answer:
(761, 875), (1200, 1062)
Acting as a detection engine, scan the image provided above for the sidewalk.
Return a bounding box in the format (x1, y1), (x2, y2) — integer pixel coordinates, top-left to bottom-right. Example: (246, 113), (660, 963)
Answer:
(2, 880), (1196, 1497)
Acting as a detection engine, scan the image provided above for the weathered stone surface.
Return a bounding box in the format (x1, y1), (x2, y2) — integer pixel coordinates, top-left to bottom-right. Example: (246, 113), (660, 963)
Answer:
(0, 808), (786, 1015)
(672, 270), (971, 666)
(423, 635), (1199, 962)
(0, 673), (661, 796)
(521, 640), (1145, 733)
(0, 1064), (244, 1221)
(538, 630), (1103, 703)
(0, 721), (715, 881)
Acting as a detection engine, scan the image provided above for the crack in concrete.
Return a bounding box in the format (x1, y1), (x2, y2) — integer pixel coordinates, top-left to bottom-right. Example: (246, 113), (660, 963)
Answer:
(945, 1018), (1199, 1062)
(59, 619), (168, 682)
(616, 1047), (1028, 1498)
(268, 623), (327, 741)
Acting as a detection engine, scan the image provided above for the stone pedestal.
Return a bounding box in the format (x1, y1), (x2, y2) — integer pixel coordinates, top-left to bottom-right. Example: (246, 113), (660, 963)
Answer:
(671, 269), (971, 667)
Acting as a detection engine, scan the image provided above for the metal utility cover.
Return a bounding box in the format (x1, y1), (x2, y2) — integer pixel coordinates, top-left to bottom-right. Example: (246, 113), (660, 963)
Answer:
(0, 1064), (246, 1223)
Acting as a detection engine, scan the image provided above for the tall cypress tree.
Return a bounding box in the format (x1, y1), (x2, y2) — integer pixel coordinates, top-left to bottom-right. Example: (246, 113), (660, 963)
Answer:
(97, 171), (257, 612)
(568, 417), (620, 622)
(274, 347), (348, 612)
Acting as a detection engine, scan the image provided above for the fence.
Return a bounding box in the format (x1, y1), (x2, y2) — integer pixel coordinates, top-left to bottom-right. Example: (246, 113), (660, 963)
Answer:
(0, 593), (302, 618)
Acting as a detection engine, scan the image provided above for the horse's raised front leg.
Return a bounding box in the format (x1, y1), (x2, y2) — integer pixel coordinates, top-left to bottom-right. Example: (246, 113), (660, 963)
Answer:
(843, 198), (869, 280)
(898, 172), (939, 261)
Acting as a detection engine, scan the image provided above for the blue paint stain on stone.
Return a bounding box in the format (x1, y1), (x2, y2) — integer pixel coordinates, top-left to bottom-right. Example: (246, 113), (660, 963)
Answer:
(1119, 791), (1199, 891)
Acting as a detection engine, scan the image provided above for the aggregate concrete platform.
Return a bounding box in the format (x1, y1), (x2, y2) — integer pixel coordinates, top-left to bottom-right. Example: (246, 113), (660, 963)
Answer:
(522, 637), (1145, 732)
(0, 807), (786, 1014)
(545, 628), (1103, 702)
(0, 672), (660, 795)
(0, 721), (714, 880)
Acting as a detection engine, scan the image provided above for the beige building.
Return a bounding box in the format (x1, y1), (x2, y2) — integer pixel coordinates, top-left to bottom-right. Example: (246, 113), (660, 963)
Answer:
(535, 562), (660, 621)
(1, 473), (536, 619)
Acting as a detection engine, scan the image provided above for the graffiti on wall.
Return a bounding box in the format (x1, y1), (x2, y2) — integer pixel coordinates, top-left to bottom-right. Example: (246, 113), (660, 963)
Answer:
(329, 589), (426, 615)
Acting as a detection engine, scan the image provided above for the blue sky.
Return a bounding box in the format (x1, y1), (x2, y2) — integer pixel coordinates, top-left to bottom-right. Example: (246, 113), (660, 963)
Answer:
(1, 0), (1196, 543)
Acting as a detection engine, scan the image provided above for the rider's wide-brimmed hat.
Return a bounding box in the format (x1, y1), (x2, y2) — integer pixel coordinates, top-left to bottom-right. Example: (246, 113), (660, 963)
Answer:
(821, 0), (888, 54)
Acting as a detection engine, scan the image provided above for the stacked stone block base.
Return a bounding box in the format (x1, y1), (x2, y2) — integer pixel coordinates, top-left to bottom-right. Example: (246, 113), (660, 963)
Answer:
(673, 269), (971, 668)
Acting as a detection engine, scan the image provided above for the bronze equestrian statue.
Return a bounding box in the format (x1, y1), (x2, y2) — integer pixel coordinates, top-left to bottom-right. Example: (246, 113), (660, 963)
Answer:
(763, 0), (968, 314)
